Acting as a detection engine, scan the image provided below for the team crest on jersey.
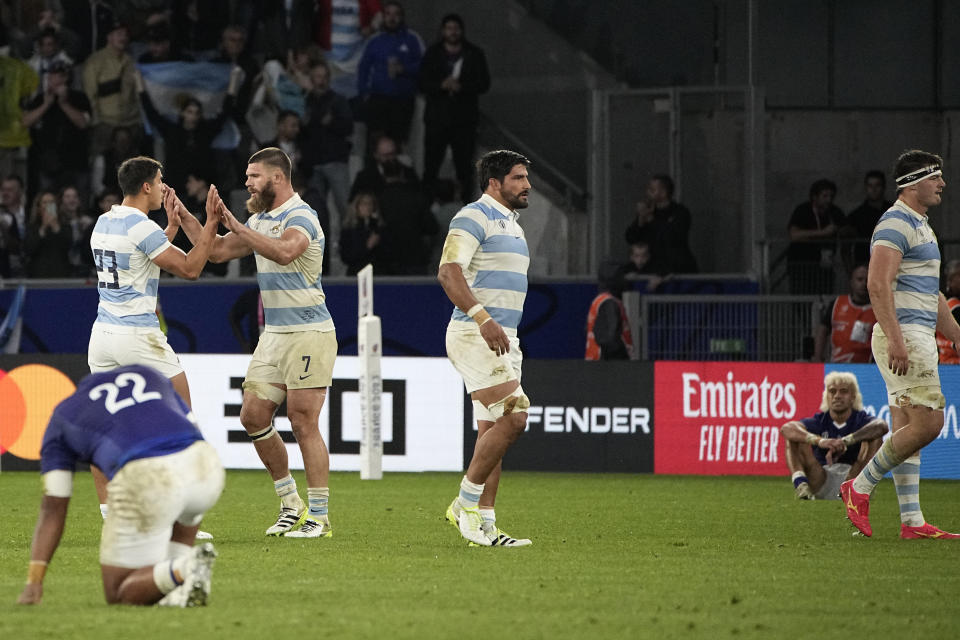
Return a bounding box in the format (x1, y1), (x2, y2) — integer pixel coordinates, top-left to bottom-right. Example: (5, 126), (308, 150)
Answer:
(271, 224), (281, 234)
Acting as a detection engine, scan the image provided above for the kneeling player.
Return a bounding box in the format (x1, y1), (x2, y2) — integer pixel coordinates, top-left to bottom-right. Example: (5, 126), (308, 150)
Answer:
(780, 371), (887, 500)
(17, 365), (225, 607)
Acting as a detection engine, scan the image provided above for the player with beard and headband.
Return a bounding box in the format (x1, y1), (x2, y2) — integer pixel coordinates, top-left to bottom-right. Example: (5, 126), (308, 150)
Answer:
(176, 147), (337, 538)
(438, 150), (534, 547)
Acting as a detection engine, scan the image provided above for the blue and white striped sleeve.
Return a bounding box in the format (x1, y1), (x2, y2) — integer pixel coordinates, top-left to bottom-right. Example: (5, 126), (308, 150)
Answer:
(130, 218), (171, 259)
(440, 210), (485, 269)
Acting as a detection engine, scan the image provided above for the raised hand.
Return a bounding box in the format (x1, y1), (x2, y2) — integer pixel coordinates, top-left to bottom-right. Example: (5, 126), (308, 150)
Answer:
(218, 200), (244, 234)
(162, 184), (181, 227)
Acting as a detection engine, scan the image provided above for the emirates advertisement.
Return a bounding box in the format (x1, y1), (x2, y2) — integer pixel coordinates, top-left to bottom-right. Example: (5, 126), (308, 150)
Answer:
(654, 362), (825, 475)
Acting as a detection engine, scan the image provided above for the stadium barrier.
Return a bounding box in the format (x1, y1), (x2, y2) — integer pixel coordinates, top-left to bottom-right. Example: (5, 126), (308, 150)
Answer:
(3, 356), (959, 478)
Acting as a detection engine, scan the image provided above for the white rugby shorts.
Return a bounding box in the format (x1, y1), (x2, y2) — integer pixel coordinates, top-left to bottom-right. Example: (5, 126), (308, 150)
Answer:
(100, 441), (224, 568)
(446, 326), (522, 393)
(871, 329), (945, 410)
(88, 324), (183, 379)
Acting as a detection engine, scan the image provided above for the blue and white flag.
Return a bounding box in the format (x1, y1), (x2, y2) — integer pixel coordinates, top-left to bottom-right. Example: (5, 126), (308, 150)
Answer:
(137, 61), (240, 149)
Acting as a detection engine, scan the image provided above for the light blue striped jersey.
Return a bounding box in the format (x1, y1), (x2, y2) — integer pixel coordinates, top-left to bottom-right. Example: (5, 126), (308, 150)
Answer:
(247, 194), (334, 333)
(90, 204), (171, 330)
(871, 200), (940, 334)
(440, 193), (529, 335)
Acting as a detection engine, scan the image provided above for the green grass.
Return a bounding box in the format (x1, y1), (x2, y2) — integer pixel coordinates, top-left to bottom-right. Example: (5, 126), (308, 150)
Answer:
(2, 471), (960, 639)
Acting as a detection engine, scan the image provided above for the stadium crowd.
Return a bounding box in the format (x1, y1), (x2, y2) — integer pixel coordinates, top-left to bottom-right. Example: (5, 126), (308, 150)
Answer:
(0, 0), (488, 279)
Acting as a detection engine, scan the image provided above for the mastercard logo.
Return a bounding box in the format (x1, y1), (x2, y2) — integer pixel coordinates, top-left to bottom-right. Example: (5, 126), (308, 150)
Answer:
(0, 365), (76, 460)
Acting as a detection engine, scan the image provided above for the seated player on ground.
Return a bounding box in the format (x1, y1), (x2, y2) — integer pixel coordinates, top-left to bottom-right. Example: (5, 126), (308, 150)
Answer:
(780, 371), (887, 500)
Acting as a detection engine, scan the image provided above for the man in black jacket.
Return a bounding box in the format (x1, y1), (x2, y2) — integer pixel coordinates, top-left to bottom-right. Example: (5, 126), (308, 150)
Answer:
(418, 14), (490, 203)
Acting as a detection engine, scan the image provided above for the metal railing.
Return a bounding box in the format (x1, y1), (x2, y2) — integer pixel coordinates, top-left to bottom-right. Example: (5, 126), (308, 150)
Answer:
(634, 294), (825, 361)
(760, 237), (960, 294)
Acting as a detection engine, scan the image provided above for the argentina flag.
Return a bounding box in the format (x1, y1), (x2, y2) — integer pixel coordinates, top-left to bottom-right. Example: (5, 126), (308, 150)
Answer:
(136, 62), (240, 149)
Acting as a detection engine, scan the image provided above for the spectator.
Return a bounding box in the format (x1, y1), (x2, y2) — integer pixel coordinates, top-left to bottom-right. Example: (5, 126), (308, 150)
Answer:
(61, 0), (117, 61)
(936, 259), (960, 364)
(314, 0), (382, 98)
(786, 178), (845, 295)
(0, 182), (20, 277)
(617, 240), (663, 291)
(209, 25), (258, 116)
(135, 67), (241, 195)
(58, 185), (94, 275)
(845, 170), (892, 265)
(813, 264), (876, 363)
(0, 54), (38, 184)
(585, 261), (634, 360)
(250, 44), (322, 129)
(25, 27), (75, 97)
(349, 133), (417, 198)
(419, 13), (490, 203)
(22, 60), (91, 202)
(302, 59), (353, 249)
(377, 159), (436, 274)
(781, 371), (887, 500)
(265, 110), (303, 169)
(138, 20), (194, 64)
(624, 175), (698, 275)
(356, 0), (423, 146)
(90, 125), (137, 200)
(0, 174), (27, 275)
(82, 21), (140, 158)
(24, 190), (72, 278)
(340, 191), (383, 275)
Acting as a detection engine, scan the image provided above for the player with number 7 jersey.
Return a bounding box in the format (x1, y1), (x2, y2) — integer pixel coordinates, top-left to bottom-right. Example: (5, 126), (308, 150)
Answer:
(87, 156), (220, 526)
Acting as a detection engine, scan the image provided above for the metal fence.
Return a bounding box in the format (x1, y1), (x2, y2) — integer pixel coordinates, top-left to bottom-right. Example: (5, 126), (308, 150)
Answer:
(630, 294), (826, 361)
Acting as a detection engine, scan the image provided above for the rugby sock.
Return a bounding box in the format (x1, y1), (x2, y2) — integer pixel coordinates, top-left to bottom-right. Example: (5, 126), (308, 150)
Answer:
(99, 504), (108, 520)
(306, 487), (329, 520)
(274, 474), (304, 511)
(153, 556), (188, 593)
(791, 471), (808, 489)
(167, 541), (192, 560)
(853, 437), (905, 495)
(456, 476), (484, 510)
(892, 454), (925, 526)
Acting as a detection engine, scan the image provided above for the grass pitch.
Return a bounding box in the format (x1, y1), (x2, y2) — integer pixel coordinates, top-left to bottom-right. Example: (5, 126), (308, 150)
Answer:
(2, 471), (960, 639)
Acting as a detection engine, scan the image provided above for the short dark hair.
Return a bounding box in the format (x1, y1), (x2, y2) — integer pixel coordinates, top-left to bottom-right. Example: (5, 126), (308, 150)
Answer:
(894, 149), (943, 191)
(809, 178), (836, 200)
(2, 174), (24, 189)
(652, 174), (675, 198)
(477, 150), (530, 191)
(248, 147), (292, 181)
(441, 13), (464, 30)
(276, 109), (300, 124)
(117, 156), (162, 196)
(864, 170), (885, 185)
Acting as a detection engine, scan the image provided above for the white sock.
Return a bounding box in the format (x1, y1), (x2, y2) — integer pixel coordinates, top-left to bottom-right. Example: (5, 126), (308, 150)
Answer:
(306, 487), (329, 520)
(99, 504), (109, 520)
(152, 558), (185, 594)
(479, 507), (496, 526)
(167, 541), (192, 559)
(457, 476), (484, 509)
(274, 474), (304, 511)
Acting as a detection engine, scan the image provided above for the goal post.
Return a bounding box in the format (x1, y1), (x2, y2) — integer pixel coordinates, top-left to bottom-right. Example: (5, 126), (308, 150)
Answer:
(357, 264), (383, 480)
